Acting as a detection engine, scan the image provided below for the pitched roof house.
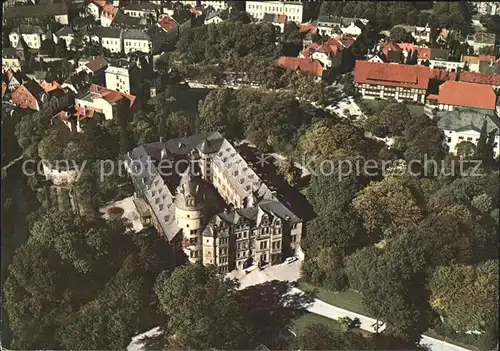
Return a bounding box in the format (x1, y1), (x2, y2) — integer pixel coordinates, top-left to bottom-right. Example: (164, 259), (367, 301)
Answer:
(277, 57), (324, 78)
(436, 109), (500, 157)
(11, 80), (48, 110)
(427, 81), (497, 111)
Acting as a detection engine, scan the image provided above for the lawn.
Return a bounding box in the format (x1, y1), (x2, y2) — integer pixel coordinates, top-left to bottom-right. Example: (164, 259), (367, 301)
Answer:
(299, 282), (479, 350)
(298, 282), (372, 317)
(292, 312), (342, 334)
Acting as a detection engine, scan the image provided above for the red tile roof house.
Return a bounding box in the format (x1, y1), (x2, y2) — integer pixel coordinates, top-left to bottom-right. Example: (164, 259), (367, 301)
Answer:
(354, 60), (499, 112)
(426, 81), (498, 112)
(72, 84), (136, 132)
(10, 80), (48, 110)
(277, 57), (324, 80)
(299, 38), (344, 69)
(354, 60), (430, 103)
(458, 71), (500, 91)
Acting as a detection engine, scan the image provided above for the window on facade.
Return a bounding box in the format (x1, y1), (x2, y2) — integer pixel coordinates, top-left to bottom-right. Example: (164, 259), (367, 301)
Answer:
(291, 235), (297, 243)
(190, 229), (197, 235)
(260, 241), (268, 250)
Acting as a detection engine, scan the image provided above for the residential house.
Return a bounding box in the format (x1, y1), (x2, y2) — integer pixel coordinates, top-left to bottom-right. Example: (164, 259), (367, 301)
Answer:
(316, 16), (368, 38)
(101, 4), (119, 27)
(52, 26), (93, 51)
(298, 24), (318, 49)
(5, 70), (28, 92)
(74, 84), (136, 131)
(381, 42), (403, 63)
(428, 48), (465, 71)
(478, 55), (500, 74)
(392, 24), (431, 43)
(436, 109), (500, 158)
(246, 1), (304, 23)
(11, 80), (48, 110)
(261, 13), (287, 32)
(105, 62), (132, 94)
(61, 71), (92, 96)
(4, 1), (69, 25)
(277, 56), (323, 80)
(201, 1), (229, 10)
(123, 29), (152, 55)
(123, 2), (160, 20)
(299, 38), (344, 69)
(95, 26), (123, 54)
(467, 32), (497, 54)
(367, 54), (385, 63)
(2, 50), (22, 73)
(354, 61), (430, 102)
(472, 2), (500, 16)
(462, 55), (481, 73)
(178, 0), (198, 8)
(9, 25), (48, 50)
(86, 0), (106, 20)
(427, 81), (497, 113)
(458, 71), (500, 90)
(77, 57), (108, 86)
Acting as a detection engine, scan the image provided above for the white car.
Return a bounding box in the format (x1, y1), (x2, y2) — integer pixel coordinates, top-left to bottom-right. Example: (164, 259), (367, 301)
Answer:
(285, 256), (298, 264)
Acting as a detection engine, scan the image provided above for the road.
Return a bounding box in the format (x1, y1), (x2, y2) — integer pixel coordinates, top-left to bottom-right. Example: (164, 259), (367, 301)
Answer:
(231, 260), (471, 351)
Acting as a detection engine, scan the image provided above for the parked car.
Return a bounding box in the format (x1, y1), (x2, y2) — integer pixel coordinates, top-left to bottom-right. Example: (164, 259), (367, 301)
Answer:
(244, 265), (258, 274)
(285, 256), (298, 264)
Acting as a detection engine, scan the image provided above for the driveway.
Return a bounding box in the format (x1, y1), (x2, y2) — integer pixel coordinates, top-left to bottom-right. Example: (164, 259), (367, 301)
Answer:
(228, 259), (471, 351)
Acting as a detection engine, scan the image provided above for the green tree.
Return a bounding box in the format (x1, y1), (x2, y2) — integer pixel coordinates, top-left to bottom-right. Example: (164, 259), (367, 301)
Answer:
(351, 175), (424, 239)
(364, 102), (412, 138)
(154, 263), (248, 349)
(429, 260), (499, 334)
(390, 27), (414, 43)
(293, 323), (368, 350)
(15, 110), (52, 159)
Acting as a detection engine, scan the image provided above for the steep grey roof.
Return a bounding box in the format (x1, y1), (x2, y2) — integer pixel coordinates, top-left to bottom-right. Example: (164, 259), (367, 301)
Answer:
(258, 199), (301, 224)
(437, 108), (500, 135)
(124, 132), (303, 241)
(12, 25), (44, 35)
(95, 26), (122, 38)
(55, 26), (74, 37)
(317, 16), (365, 28)
(124, 2), (159, 11)
(123, 29), (151, 40)
(5, 2), (68, 18)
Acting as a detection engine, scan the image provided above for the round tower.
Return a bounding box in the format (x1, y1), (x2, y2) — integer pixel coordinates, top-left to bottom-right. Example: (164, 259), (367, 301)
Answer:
(175, 161), (204, 262)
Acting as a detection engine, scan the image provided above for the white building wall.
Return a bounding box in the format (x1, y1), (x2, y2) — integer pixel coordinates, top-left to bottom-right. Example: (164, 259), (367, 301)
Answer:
(123, 38), (151, 54)
(101, 36), (122, 53)
(54, 14), (69, 25)
(444, 129), (500, 158)
(201, 1), (228, 10)
(75, 96), (114, 120)
(2, 58), (21, 72)
(105, 66), (131, 94)
(246, 1), (303, 23)
(87, 3), (100, 20)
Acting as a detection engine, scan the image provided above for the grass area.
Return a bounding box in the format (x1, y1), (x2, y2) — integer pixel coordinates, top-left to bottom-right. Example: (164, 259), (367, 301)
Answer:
(292, 312), (342, 334)
(300, 282), (479, 350)
(407, 104), (425, 116)
(298, 282), (372, 317)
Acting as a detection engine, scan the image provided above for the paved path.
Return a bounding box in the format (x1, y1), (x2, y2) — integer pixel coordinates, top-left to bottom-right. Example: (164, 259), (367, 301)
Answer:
(235, 261), (471, 351)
